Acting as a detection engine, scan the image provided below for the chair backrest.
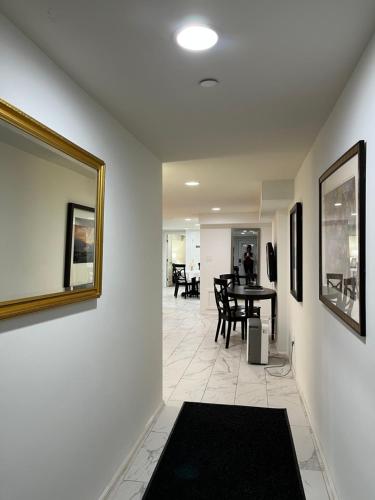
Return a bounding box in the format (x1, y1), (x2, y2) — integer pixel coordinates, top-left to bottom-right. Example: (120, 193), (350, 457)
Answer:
(327, 273), (343, 292)
(233, 266), (241, 285)
(172, 263), (187, 283)
(213, 278), (231, 314)
(219, 274), (235, 287)
(344, 277), (356, 300)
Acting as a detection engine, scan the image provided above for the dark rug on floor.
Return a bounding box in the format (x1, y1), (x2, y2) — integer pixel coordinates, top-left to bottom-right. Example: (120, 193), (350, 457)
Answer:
(143, 402), (305, 500)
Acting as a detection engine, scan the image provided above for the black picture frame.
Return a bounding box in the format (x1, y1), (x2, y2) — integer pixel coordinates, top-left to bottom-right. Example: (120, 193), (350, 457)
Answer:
(64, 203), (96, 289)
(290, 202), (303, 302)
(319, 141), (366, 337)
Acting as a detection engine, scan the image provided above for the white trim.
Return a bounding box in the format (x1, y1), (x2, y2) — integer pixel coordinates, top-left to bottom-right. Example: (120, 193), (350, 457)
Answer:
(98, 401), (165, 500)
(294, 378), (339, 500)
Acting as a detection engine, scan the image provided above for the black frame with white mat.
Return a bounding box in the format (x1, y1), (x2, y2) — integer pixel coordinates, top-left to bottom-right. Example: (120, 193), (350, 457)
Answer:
(319, 141), (366, 337)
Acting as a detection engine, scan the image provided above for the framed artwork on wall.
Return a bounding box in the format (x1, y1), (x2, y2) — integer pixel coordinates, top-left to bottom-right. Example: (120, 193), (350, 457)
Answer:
(290, 202), (303, 302)
(319, 141), (366, 337)
(64, 203), (96, 289)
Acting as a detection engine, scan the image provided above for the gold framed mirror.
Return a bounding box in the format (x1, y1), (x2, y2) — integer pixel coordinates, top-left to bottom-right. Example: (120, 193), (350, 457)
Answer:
(0, 99), (105, 319)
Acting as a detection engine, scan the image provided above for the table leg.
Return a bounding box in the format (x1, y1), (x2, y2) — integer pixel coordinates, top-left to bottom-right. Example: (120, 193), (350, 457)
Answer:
(245, 298), (249, 318)
(271, 295), (276, 340)
(249, 299), (254, 317)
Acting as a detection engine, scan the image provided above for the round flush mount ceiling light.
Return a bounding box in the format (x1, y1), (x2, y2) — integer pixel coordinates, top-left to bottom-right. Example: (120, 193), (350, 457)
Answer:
(176, 26), (218, 51)
(185, 181), (200, 186)
(199, 78), (219, 88)
(211, 207), (221, 211)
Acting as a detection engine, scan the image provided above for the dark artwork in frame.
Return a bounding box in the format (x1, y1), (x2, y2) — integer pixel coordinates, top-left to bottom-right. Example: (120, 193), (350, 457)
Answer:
(290, 202), (303, 302)
(319, 141), (366, 337)
(64, 203), (96, 289)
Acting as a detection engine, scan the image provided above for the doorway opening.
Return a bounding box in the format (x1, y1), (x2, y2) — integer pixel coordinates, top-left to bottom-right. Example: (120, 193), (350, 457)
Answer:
(165, 232), (186, 287)
(163, 230), (201, 288)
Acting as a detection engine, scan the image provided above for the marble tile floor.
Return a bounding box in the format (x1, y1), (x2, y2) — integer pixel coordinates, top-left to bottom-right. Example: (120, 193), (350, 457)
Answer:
(110, 288), (331, 500)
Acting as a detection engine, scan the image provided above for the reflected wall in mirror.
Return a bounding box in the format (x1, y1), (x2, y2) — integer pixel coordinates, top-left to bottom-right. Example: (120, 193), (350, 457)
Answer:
(319, 141), (365, 337)
(0, 99), (105, 319)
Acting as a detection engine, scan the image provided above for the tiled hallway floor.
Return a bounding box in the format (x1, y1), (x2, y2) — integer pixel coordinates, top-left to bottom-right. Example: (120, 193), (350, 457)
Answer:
(111, 288), (331, 500)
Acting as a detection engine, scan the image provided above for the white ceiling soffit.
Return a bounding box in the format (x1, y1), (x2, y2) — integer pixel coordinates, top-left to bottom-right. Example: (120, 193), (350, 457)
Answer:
(0, 0), (375, 164)
(260, 179), (294, 217)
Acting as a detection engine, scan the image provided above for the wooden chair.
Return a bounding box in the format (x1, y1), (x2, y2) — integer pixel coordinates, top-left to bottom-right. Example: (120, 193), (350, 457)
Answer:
(220, 274), (261, 319)
(190, 277), (200, 298)
(344, 277), (356, 300)
(172, 264), (191, 299)
(233, 266), (241, 285)
(214, 278), (247, 349)
(327, 273), (343, 292)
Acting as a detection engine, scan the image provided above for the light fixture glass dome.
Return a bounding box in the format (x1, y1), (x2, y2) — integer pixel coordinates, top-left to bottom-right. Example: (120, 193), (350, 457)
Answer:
(176, 26), (218, 51)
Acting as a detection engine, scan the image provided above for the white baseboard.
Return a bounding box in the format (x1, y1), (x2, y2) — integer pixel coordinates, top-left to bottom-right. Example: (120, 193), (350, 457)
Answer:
(98, 401), (165, 500)
(294, 378), (339, 500)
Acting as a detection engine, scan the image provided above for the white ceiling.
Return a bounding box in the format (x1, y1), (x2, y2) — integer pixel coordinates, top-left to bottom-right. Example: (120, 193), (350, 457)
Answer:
(163, 152), (299, 220)
(1, 0), (375, 164)
(2, 0), (375, 223)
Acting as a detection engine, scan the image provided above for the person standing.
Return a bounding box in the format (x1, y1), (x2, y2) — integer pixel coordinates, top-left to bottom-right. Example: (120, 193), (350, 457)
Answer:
(243, 245), (254, 284)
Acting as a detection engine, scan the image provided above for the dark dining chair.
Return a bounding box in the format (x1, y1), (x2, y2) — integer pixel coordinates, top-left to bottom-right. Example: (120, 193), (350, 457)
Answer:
(214, 278), (247, 349)
(172, 264), (191, 299)
(232, 266), (241, 285)
(220, 273), (261, 320)
(190, 276), (200, 298)
(344, 277), (356, 300)
(327, 273), (343, 292)
(219, 274), (243, 315)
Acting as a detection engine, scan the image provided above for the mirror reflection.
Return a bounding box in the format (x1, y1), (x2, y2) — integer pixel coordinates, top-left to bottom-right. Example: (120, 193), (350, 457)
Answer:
(231, 228), (260, 285)
(321, 158), (359, 322)
(0, 119), (98, 302)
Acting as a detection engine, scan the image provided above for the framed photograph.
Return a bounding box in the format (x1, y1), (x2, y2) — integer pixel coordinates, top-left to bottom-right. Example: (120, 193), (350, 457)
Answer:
(64, 203), (96, 289)
(319, 141), (366, 336)
(290, 202), (303, 302)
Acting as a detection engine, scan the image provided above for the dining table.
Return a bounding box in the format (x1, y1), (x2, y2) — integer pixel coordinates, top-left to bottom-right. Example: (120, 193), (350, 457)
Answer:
(185, 269), (200, 282)
(184, 269), (200, 298)
(227, 285), (277, 340)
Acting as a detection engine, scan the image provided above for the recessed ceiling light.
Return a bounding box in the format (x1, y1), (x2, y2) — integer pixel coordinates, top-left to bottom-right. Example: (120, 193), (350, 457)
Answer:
(211, 207), (221, 211)
(184, 218), (192, 221)
(351, 212), (357, 216)
(334, 203), (342, 207)
(185, 181), (200, 186)
(176, 26), (218, 51)
(199, 78), (219, 88)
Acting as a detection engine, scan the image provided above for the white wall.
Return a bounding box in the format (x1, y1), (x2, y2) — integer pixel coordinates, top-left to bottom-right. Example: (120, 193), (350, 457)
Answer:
(289, 32), (375, 500)
(185, 229), (200, 271)
(200, 228), (232, 311)
(0, 140), (97, 300)
(272, 210), (290, 353)
(0, 13), (162, 500)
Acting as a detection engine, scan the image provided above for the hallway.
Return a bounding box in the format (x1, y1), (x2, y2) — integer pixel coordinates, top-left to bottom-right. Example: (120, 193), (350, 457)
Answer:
(111, 290), (330, 499)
